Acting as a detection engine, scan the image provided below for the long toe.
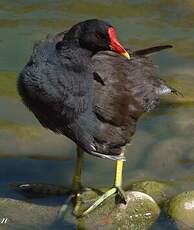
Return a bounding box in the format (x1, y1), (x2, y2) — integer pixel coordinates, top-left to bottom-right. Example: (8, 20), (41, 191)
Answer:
(80, 187), (118, 217)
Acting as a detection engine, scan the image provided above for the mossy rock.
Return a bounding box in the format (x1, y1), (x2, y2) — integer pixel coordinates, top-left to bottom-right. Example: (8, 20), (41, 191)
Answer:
(168, 190), (194, 229)
(126, 180), (175, 205)
(73, 190), (160, 230)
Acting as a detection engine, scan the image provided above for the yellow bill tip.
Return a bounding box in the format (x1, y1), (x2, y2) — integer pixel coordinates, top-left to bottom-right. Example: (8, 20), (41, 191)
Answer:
(121, 51), (130, 59)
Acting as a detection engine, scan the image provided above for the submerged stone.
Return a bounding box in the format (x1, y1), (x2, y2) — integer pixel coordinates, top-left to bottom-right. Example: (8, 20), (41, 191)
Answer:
(11, 182), (67, 198)
(145, 137), (194, 179)
(168, 191), (194, 229)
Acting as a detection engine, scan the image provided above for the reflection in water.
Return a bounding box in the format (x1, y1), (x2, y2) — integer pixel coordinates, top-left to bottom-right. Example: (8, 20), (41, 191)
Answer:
(0, 0), (194, 229)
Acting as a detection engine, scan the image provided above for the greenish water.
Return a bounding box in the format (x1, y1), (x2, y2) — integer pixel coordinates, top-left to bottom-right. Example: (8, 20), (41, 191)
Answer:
(0, 0), (194, 229)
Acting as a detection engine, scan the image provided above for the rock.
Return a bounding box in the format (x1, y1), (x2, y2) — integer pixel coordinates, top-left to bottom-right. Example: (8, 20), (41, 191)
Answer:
(6, 184), (160, 229)
(168, 191), (194, 229)
(126, 180), (175, 205)
(80, 190), (160, 230)
(0, 198), (60, 230)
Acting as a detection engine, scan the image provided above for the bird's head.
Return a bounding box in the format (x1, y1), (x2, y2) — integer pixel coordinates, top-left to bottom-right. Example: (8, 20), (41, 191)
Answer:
(64, 19), (130, 59)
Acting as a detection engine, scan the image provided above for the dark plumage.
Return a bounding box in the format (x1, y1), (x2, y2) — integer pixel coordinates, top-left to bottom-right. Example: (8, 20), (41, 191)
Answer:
(18, 19), (176, 160)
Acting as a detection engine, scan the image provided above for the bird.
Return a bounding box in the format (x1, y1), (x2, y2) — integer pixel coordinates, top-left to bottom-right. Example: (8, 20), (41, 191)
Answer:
(18, 19), (179, 216)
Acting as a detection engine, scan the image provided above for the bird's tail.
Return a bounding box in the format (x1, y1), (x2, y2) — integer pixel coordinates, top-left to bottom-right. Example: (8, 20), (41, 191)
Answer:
(158, 79), (183, 97)
(132, 45), (173, 56)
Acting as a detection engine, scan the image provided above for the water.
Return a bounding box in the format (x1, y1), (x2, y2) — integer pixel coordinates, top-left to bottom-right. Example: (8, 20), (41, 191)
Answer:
(0, 0), (194, 229)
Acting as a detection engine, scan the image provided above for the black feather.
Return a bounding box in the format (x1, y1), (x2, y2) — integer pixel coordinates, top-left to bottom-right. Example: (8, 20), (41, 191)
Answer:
(93, 72), (105, 86)
(18, 20), (177, 159)
(131, 45), (173, 56)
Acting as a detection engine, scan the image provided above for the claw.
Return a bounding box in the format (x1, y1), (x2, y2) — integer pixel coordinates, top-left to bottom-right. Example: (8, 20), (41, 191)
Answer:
(116, 187), (127, 204)
(72, 193), (82, 217)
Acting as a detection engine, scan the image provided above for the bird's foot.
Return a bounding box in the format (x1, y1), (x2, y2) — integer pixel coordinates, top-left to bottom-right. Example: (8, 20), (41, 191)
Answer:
(78, 186), (127, 217)
(58, 187), (103, 218)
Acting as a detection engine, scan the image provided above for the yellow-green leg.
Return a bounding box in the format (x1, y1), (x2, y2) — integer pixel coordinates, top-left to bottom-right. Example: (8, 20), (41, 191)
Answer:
(72, 146), (84, 216)
(80, 150), (126, 217)
(59, 146), (84, 217)
(72, 146), (84, 192)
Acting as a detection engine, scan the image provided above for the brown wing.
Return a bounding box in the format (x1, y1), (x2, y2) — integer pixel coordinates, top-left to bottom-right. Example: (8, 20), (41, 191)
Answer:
(91, 51), (161, 156)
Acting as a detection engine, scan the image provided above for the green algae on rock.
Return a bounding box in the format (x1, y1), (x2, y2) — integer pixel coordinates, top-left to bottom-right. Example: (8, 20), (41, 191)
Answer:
(168, 191), (194, 229)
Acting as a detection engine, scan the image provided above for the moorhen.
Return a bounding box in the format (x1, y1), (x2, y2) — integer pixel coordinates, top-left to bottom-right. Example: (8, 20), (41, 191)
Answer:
(18, 19), (178, 216)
